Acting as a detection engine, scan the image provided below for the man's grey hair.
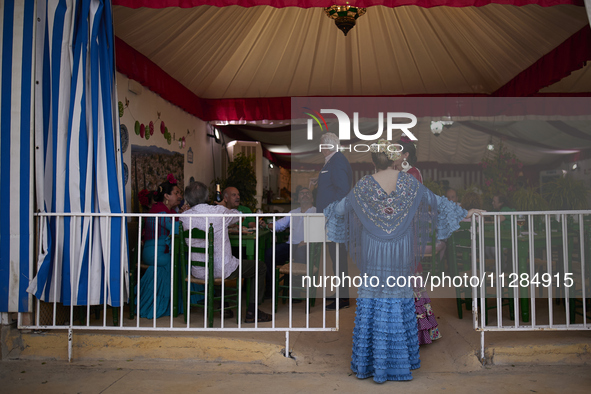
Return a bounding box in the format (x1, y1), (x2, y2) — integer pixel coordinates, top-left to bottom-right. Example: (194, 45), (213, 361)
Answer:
(320, 132), (339, 151)
(184, 181), (208, 207)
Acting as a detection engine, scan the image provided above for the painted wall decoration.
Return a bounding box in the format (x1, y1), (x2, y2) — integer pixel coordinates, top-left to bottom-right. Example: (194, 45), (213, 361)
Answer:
(120, 124), (129, 153)
(126, 110), (187, 147)
(130, 144), (185, 212)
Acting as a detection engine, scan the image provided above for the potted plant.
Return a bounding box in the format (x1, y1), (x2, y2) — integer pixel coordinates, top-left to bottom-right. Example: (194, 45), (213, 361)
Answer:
(480, 142), (524, 208)
(457, 184), (483, 205)
(423, 179), (445, 196)
(210, 152), (258, 212)
(512, 186), (548, 211)
(512, 185), (550, 231)
(542, 175), (589, 210)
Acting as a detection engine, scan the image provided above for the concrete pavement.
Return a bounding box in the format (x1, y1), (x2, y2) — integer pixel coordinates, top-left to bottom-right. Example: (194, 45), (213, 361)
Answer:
(1, 359), (591, 393)
(2, 297), (590, 392)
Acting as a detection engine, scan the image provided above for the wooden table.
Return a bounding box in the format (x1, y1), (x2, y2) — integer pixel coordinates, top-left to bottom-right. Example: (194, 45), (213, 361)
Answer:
(229, 229), (272, 261)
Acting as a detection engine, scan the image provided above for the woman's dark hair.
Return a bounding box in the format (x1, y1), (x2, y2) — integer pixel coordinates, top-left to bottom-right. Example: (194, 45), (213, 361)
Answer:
(154, 181), (177, 202)
(397, 139), (418, 166)
(371, 152), (394, 171)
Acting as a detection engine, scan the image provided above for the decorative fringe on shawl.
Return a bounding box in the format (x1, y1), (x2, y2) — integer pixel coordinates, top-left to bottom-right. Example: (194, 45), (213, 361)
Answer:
(324, 173), (439, 298)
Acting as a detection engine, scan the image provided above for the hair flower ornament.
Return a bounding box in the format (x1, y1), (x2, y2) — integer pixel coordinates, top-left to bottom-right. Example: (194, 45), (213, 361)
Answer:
(166, 173), (178, 185)
(369, 139), (402, 161)
(138, 189), (151, 206)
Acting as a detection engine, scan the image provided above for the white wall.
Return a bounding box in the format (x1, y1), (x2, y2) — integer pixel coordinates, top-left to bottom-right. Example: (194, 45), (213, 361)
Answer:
(116, 72), (222, 211)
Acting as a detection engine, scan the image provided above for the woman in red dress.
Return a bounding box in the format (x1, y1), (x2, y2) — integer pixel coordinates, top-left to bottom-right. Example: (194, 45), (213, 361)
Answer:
(394, 137), (442, 345)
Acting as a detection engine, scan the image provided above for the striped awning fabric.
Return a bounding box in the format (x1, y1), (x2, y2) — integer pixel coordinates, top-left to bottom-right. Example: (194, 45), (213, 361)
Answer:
(1, 0), (129, 312)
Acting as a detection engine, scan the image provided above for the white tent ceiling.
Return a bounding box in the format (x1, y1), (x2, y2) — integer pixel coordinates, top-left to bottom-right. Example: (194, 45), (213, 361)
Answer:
(112, 2), (591, 166)
(113, 4), (589, 98)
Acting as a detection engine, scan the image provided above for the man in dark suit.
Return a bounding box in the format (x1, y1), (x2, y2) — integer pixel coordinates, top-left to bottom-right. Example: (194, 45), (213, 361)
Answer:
(313, 132), (353, 310)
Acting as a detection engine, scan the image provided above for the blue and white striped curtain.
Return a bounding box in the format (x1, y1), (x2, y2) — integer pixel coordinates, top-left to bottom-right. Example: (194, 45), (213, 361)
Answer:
(24, 0), (128, 308)
(0, 0), (35, 313)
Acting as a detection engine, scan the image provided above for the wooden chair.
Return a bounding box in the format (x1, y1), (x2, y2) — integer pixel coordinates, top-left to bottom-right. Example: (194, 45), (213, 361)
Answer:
(176, 223), (249, 327)
(449, 222), (514, 324)
(421, 228), (444, 276)
(128, 247), (138, 321)
(448, 224), (473, 319)
(275, 243), (322, 311)
(569, 222), (591, 323)
(448, 222), (515, 324)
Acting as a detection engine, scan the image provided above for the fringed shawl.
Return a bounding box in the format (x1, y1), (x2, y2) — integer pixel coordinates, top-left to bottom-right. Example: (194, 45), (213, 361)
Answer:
(325, 172), (455, 298)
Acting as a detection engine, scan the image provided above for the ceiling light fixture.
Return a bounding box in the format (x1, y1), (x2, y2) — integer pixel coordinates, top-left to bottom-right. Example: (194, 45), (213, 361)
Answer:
(486, 136), (495, 151)
(440, 115), (454, 128)
(207, 126), (221, 144)
(430, 121), (443, 136)
(324, 4), (366, 36)
(430, 115), (454, 136)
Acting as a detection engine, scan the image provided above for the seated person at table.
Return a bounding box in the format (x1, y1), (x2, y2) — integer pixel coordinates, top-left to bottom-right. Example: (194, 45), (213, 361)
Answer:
(181, 181), (271, 323)
(261, 187), (316, 299)
(492, 194), (515, 223)
(140, 174), (188, 319)
(217, 186), (256, 258)
(138, 188), (155, 213)
(485, 194), (515, 263)
(218, 186), (256, 229)
(484, 195), (515, 228)
(460, 192), (482, 221)
(446, 188), (458, 204)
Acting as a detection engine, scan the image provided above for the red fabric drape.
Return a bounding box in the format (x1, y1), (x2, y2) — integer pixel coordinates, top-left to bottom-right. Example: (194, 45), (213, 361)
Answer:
(115, 37), (207, 119)
(493, 26), (591, 97)
(204, 97), (291, 122)
(115, 37), (292, 121)
(113, 0), (584, 9)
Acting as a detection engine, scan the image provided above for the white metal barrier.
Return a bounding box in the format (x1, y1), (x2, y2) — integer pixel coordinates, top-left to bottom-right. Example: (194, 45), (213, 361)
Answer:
(471, 211), (591, 361)
(20, 212), (339, 361)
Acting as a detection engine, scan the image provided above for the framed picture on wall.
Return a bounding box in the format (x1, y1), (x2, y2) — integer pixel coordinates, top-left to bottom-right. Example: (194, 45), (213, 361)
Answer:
(187, 147), (193, 163)
(130, 144), (184, 212)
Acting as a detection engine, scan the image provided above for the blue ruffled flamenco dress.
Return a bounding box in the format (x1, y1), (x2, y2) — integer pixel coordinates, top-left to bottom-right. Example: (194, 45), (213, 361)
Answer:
(325, 173), (467, 383)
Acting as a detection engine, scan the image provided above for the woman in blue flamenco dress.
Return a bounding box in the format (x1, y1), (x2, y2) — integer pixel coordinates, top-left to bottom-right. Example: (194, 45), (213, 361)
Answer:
(140, 174), (188, 319)
(324, 141), (483, 383)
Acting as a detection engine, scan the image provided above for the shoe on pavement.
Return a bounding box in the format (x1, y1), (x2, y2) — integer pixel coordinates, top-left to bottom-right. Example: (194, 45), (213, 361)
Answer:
(326, 299), (349, 310)
(244, 309), (272, 323)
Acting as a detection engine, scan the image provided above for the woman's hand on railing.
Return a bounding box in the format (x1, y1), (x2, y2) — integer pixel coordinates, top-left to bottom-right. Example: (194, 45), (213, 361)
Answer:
(466, 209), (486, 219)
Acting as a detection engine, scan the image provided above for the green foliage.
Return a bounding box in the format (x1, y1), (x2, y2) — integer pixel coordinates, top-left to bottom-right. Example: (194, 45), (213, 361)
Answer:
(512, 186), (548, 211)
(456, 184), (482, 203)
(423, 179), (445, 196)
(542, 175), (589, 210)
(480, 143), (524, 205)
(210, 153), (258, 211)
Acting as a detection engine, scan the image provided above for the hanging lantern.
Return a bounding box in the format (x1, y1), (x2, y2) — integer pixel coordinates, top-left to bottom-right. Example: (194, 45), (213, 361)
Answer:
(324, 5), (366, 36)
